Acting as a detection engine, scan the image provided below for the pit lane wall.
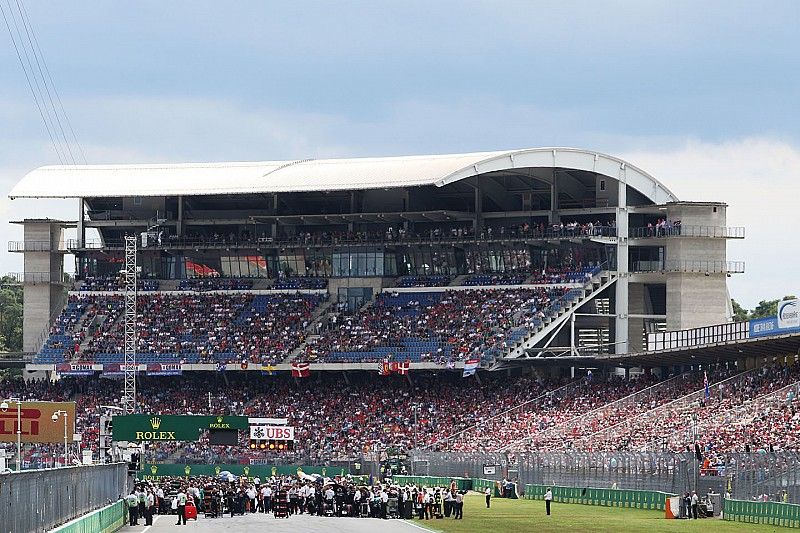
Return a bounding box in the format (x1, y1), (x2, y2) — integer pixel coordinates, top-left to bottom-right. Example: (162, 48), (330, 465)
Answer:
(51, 500), (125, 533)
(0, 463), (127, 533)
(523, 484), (674, 511)
(723, 498), (800, 527)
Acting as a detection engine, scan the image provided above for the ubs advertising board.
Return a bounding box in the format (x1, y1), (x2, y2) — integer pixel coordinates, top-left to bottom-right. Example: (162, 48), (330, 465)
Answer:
(0, 401), (76, 443)
(112, 414), (249, 442)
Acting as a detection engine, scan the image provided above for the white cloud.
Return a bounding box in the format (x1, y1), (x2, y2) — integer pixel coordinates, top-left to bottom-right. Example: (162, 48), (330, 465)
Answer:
(622, 138), (800, 308)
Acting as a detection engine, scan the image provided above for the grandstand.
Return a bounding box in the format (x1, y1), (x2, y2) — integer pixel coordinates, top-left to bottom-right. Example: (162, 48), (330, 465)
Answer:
(12, 147), (800, 502)
(8, 147), (746, 370)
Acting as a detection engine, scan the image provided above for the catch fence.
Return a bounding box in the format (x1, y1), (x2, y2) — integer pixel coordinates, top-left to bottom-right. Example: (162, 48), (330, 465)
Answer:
(409, 450), (692, 495)
(0, 463), (127, 533)
(408, 450), (800, 504)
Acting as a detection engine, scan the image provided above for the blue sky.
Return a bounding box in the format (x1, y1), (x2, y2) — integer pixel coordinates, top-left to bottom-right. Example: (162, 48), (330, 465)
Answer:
(1, 1), (799, 308)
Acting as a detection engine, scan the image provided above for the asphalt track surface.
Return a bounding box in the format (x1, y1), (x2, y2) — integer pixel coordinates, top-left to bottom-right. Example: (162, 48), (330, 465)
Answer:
(120, 512), (433, 533)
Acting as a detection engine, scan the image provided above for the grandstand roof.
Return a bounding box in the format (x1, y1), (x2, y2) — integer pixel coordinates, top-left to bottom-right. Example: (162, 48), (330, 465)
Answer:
(9, 147), (678, 204)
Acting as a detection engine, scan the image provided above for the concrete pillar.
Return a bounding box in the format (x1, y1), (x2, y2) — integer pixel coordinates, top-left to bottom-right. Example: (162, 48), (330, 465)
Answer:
(271, 194), (279, 238)
(348, 191), (355, 232)
(615, 168), (629, 355)
(474, 184), (483, 234)
(549, 170), (560, 224)
(76, 199), (85, 247)
(177, 196), (184, 236)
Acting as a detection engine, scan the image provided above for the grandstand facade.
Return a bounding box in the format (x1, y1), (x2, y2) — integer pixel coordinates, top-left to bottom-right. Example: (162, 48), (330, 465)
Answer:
(8, 147), (744, 370)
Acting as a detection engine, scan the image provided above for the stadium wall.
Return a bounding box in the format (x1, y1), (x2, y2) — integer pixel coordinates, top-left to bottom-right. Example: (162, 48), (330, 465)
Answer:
(523, 484), (674, 511)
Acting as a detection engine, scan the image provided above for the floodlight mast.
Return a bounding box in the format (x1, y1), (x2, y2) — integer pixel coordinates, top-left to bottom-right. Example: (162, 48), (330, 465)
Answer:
(122, 235), (138, 414)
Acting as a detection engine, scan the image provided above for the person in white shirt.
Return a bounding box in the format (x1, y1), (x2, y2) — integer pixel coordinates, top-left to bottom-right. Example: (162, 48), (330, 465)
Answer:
(246, 486), (257, 514)
(175, 489), (188, 525)
(485, 486), (492, 508)
(380, 489), (389, 519)
(544, 488), (553, 516)
(263, 486), (273, 513)
(453, 491), (464, 519)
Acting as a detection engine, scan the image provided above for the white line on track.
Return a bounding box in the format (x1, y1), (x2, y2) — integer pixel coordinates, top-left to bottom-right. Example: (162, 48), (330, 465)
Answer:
(139, 514), (160, 533)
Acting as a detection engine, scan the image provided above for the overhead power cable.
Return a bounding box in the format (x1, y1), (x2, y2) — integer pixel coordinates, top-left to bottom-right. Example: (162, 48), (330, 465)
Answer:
(0, 0), (64, 163)
(17, 0), (86, 164)
(1, 0), (86, 165)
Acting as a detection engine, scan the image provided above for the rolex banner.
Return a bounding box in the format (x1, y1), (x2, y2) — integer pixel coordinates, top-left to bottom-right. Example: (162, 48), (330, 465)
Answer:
(112, 414), (249, 442)
(0, 401), (76, 443)
(139, 463), (344, 481)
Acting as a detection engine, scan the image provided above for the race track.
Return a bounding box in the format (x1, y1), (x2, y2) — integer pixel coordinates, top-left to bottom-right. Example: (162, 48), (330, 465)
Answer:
(120, 512), (433, 533)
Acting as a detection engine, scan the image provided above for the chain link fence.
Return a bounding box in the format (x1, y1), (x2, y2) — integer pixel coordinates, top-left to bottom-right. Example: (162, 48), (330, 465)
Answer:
(729, 452), (800, 503)
(409, 450), (692, 494)
(408, 450), (800, 504)
(0, 463), (127, 533)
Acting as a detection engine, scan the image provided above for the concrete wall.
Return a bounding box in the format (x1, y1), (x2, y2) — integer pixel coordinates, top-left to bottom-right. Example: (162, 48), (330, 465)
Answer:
(666, 273), (730, 329)
(21, 222), (66, 352)
(663, 202), (731, 330)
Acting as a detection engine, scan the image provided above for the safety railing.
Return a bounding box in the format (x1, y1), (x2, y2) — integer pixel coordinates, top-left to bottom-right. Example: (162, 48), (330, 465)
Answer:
(641, 380), (800, 453)
(582, 369), (754, 452)
(6, 271), (70, 284)
(628, 226), (745, 239)
(504, 372), (694, 452)
(65, 226), (619, 251)
(646, 321), (749, 351)
(631, 260), (745, 274)
(7, 240), (67, 252)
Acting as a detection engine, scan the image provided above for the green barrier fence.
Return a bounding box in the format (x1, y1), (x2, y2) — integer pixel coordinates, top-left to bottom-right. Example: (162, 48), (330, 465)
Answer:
(471, 478), (502, 497)
(724, 498), (800, 527)
(139, 463), (351, 480)
(523, 484), (674, 511)
(52, 500), (125, 533)
(390, 475), (472, 491)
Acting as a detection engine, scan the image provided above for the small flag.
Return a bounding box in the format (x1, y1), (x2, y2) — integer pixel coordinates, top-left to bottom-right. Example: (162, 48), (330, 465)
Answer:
(397, 360), (411, 376)
(463, 358), (479, 377)
(446, 361), (456, 370)
(261, 364), (275, 376)
(704, 371), (710, 400)
(216, 361), (226, 372)
(291, 362), (310, 378)
(379, 359), (391, 376)
(240, 361), (249, 370)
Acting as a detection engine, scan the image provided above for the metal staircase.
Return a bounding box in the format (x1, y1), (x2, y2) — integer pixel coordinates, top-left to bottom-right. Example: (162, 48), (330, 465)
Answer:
(502, 270), (618, 359)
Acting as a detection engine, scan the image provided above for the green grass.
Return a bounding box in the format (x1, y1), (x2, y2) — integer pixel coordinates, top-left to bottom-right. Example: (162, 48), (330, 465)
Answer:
(412, 494), (790, 533)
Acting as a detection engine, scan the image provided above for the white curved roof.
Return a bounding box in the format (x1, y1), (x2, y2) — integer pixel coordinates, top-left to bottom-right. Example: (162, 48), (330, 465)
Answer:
(8, 147), (678, 204)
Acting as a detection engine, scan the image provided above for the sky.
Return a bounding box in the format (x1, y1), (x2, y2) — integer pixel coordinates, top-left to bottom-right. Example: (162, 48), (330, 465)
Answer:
(0, 0), (798, 308)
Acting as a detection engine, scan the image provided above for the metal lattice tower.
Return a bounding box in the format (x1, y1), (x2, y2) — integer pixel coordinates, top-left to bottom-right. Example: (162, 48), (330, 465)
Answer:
(122, 235), (138, 414)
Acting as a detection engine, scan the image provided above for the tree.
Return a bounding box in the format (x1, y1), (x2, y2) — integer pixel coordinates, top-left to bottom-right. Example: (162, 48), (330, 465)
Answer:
(731, 299), (749, 322)
(0, 276), (22, 352)
(744, 295), (797, 320)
